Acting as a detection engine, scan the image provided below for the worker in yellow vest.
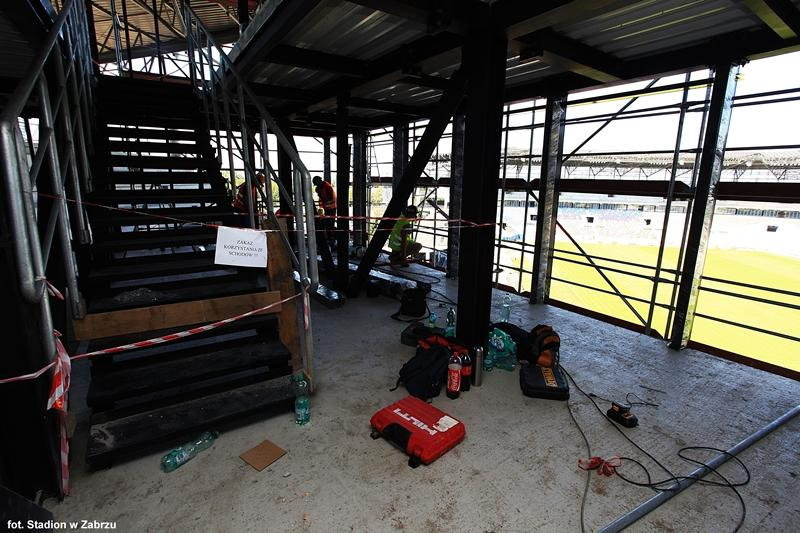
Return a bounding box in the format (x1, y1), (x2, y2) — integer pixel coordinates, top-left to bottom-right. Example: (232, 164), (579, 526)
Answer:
(388, 205), (422, 267)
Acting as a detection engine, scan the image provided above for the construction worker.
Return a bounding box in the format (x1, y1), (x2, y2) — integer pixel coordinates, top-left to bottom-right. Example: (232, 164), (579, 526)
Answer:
(312, 176), (336, 245)
(388, 205), (422, 267)
(233, 172), (266, 226)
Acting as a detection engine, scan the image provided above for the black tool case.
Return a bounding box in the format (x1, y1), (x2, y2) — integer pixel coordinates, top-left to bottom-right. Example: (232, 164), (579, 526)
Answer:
(519, 363), (570, 400)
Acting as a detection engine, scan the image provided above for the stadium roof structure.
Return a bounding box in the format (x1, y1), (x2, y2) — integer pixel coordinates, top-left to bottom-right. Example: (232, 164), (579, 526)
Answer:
(225, 0), (800, 135)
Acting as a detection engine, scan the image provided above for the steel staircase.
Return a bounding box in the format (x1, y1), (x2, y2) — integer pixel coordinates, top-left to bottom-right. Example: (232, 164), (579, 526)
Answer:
(76, 75), (297, 468)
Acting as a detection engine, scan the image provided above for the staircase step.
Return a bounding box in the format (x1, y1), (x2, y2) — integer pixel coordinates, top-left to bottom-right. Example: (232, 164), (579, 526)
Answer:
(104, 113), (199, 130)
(88, 253), (221, 282)
(87, 276), (268, 313)
(87, 207), (236, 227)
(92, 248), (215, 267)
(86, 376), (294, 467)
(92, 227), (217, 251)
(108, 155), (206, 170)
(93, 171), (218, 186)
(89, 189), (226, 205)
(108, 140), (203, 155)
(87, 336), (290, 408)
(105, 126), (198, 142)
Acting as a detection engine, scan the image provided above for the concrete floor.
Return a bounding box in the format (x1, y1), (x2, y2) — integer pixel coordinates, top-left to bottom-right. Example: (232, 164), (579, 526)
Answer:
(47, 268), (800, 532)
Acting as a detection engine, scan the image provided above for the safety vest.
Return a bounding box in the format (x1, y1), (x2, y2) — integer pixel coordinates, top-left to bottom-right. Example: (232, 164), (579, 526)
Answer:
(317, 181), (337, 210)
(388, 218), (413, 251)
(233, 183), (257, 213)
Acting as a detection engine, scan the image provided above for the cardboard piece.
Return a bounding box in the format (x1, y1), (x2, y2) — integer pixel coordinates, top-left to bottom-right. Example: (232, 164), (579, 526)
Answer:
(239, 439), (286, 471)
(214, 226), (268, 268)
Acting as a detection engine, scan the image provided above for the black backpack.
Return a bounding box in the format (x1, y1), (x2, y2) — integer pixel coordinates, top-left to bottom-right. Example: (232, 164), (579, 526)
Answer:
(391, 287), (430, 322)
(390, 336), (450, 400)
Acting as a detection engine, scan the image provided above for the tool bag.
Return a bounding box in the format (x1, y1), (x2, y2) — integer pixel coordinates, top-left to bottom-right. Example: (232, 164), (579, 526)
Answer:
(391, 287), (429, 322)
(519, 324), (569, 400)
(520, 362), (570, 400)
(391, 336), (467, 400)
(370, 395), (466, 467)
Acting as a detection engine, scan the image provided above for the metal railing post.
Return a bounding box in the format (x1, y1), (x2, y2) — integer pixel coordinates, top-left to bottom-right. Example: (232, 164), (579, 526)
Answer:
(37, 76), (84, 318)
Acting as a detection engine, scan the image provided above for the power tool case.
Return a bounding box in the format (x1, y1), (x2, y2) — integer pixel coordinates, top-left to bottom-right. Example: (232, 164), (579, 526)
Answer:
(370, 396), (465, 467)
(519, 362), (570, 401)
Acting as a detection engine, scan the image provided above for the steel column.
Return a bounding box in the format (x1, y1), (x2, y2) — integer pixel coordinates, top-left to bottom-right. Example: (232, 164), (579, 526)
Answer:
(447, 112), (465, 278)
(530, 95), (567, 304)
(348, 71), (467, 295)
(455, 19), (507, 345)
(352, 131), (368, 247)
(277, 125), (295, 234)
(323, 136), (331, 182)
(336, 91), (351, 287)
(669, 63), (738, 349)
(392, 122), (408, 193)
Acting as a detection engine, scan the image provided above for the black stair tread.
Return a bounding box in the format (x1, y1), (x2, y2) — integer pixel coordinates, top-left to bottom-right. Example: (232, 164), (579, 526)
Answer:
(87, 276), (268, 313)
(93, 248), (215, 267)
(87, 207), (235, 227)
(89, 190), (226, 204)
(98, 75), (194, 93)
(85, 315), (277, 355)
(86, 376), (294, 465)
(108, 155), (206, 170)
(92, 228), (218, 251)
(93, 171), (217, 185)
(103, 114), (200, 129)
(87, 338), (290, 405)
(108, 141), (203, 154)
(105, 126), (198, 142)
(87, 254), (227, 281)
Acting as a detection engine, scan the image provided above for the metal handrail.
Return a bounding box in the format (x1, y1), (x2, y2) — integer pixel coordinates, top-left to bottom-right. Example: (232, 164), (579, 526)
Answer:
(0, 0), (94, 323)
(180, 4), (319, 289)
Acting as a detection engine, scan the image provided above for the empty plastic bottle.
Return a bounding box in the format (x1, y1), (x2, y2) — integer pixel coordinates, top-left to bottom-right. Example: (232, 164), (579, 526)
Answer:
(293, 374), (310, 425)
(445, 307), (456, 338)
(160, 431), (219, 472)
(500, 294), (512, 323)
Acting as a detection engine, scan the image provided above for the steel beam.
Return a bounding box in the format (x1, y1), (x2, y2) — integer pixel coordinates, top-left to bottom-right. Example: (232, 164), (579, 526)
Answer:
(517, 28), (623, 83)
(743, 0), (800, 39)
(348, 70), (467, 295)
(238, 0), (249, 32)
(349, 97), (434, 117)
(530, 95), (566, 304)
(233, 0), (324, 73)
(266, 45), (368, 77)
(352, 131), (368, 247)
(455, 17), (507, 345)
(392, 122), (409, 193)
(336, 91), (351, 288)
(669, 63), (739, 350)
(447, 112), (464, 279)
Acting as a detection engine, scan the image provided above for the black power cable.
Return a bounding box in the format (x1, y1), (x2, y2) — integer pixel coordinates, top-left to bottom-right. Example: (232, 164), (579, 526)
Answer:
(562, 366), (750, 532)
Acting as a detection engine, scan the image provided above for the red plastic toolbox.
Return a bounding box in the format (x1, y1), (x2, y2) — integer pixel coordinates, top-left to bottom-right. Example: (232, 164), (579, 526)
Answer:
(370, 396), (466, 467)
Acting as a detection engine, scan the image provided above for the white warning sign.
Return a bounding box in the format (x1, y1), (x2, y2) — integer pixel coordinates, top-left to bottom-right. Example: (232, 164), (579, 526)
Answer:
(214, 226), (267, 268)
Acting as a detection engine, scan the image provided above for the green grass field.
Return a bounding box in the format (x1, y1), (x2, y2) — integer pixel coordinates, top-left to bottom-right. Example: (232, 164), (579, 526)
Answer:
(509, 242), (800, 372)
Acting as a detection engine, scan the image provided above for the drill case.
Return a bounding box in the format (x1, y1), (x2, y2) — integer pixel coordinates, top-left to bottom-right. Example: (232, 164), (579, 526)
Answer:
(519, 362), (570, 401)
(370, 396), (465, 467)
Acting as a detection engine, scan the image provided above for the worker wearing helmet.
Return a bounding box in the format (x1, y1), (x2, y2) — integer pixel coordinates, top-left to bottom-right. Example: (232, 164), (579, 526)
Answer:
(388, 205), (422, 267)
(312, 175), (336, 246)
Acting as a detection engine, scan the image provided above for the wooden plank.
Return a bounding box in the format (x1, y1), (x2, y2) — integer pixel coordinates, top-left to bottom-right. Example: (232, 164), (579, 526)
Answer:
(266, 224), (308, 381)
(74, 291), (282, 341)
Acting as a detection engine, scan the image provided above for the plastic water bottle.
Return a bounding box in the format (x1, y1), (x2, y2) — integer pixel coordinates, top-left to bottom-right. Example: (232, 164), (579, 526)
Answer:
(293, 374), (310, 425)
(445, 307), (456, 338)
(160, 431), (219, 472)
(428, 311), (438, 330)
(500, 294), (512, 323)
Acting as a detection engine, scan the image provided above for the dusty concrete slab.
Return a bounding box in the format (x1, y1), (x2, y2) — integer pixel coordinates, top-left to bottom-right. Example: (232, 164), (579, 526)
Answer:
(47, 271), (799, 532)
